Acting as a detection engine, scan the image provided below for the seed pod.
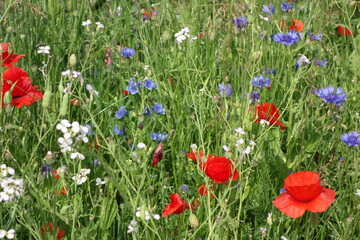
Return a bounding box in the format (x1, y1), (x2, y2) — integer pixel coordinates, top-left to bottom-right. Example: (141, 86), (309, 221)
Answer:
(42, 89), (52, 108)
(189, 214), (199, 228)
(69, 54), (77, 67)
(59, 93), (69, 116)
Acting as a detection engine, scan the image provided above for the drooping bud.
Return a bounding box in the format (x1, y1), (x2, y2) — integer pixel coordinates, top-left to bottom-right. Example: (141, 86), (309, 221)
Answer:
(152, 143), (164, 167)
(188, 214), (199, 228)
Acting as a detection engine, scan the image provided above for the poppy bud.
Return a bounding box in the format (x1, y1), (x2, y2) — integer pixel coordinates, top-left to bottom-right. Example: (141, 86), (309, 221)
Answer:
(59, 93), (69, 116)
(188, 214), (199, 228)
(42, 89), (52, 108)
(3, 90), (13, 105)
(69, 54), (77, 67)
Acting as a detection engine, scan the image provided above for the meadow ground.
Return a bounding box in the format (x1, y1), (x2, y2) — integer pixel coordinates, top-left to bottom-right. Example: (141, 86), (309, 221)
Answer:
(0, 0), (359, 239)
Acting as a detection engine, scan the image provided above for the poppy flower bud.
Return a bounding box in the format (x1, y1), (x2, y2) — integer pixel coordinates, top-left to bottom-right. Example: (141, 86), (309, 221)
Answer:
(69, 54), (77, 67)
(3, 90), (13, 105)
(42, 89), (52, 108)
(188, 214), (199, 228)
(59, 93), (69, 116)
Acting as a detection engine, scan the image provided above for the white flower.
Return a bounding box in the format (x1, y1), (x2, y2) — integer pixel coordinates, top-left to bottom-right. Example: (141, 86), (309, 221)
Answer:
(61, 70), (71, 76)
(259, 14), (269, 21)
(259, 119), (270, 126)
(95, 22), (104, 29)
(96, 177), (106, 185)
(5, 229), (15, 239)
(249, 141), (256, 146)
(71, 121), (80, 133)
(56, 119), (71, 133)
(82, 19), (92, 26)
(0, 230), (5, 238)
(297, 54), (310, 66)
(355, 189), (360, 197)
(80, 168), (91, 175)
(260, 227), (267, 233)
(57, 165), (67, 173)
(239, 146), (251, 155)
(86, 84), (99, 96)
(70, 152), (85, 160)
(152, 214), (160, 220)
(280, 236), (288, 240)
(235, 127), (247, 135)
(137, 143), (146, 149)
(223, 145), (230, 152)
(0, 164), (15, 178)
(37, 46), (50, 54)
(72, 169), (90, 185)
(236, 139), (245, 146)
(72, 71), (82, 79)
(267, 212), (273, 225)
(190, 144), (197, 150)
(127, 220), (138, 234)
(175, 34), (187, 43)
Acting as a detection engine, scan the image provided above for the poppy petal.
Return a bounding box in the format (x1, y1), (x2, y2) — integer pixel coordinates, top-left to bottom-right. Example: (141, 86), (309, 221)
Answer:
(304, 188), (336, 213)
(273, 192), (306, 218)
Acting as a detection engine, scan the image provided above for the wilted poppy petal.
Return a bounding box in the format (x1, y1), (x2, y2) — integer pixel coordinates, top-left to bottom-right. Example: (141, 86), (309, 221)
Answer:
(284, 171), (323, 202)
(273, 192), (306, 218)
(304, 188), (336, 213)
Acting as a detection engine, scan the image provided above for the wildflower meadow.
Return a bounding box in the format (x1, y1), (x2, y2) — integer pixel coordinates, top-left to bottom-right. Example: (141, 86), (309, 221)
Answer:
(1, 0), (360, 239)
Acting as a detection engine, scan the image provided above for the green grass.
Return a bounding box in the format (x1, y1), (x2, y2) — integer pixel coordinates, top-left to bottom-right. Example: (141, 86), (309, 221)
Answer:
(0, 0), (359, 239)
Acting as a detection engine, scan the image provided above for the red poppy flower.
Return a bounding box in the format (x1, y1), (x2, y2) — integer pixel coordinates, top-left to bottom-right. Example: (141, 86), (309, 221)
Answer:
(337, 25), (353, 36)
(40, 223), (65, 240)
(252, 103), (286, 130)
(152, 143), (164, 167)
(289, 19), (304, 32)
(200, 155), (239, 184)
(162, 193), (193, 217)
(53, 170), (60, 179)
(1, 67), (43, 108)
(187, 150), (204, 162)
(1, 43), (25, 68)
(123, 90), (129, 95)
(198, 184), (215, 197)
(273, 171), (335, 218)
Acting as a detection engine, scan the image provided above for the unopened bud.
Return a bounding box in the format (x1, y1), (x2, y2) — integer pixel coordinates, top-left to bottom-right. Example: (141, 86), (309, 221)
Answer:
(42, 89), (52, 108)
(59, 93), (69, 116)
(69, 54), (77, 67)
(4, 91), (13, 105)
(189, 214), (199, 228)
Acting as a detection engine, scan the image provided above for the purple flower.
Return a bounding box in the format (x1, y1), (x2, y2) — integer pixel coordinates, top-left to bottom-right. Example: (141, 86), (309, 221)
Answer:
(218, 82), (233, 97)
(151, 132), (168, 142)
(178, 184), (189, 194)
(262, 3), (275, 15)
(232, 17), (248, 30)
(309, 32), (322, 41)
(250, 91), (260, 103)
(252, 75), (271, 88)
(144, 79), (157, 90)
(265, 67), (276, 75)
(315, 86), (346, 105)
(121, 48), (135, 58)
(113, 125), (126, 136)
(41, 164), (52, 177)
(144, 106), (152, 116)
(341, 132), (360, 147)
(314, 59), (327, 67)
(272, 31), (300, 46)
(115, 106), (128, 119)
(127, 78), (142, 94)
(281, 2), (294, 12)
(151, 103), (165, 115)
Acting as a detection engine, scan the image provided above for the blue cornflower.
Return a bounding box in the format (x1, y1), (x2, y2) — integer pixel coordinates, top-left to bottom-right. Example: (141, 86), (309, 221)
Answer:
(127, 78), (142, 94)
(151, 132), (168, 142)
(113, 125), (126, 136)
(144, 79), (157, 90)
(315, 86), (346, 105)
(309, 32), (322, 41)
(249, 91), (260, 103)
(115, 106), (128, 119)
(121, 48), (135, 58)
(262, 3), (275, 15)
(272, 31), (300, 46)
(178, 184), (189, 195)
(41, 164), (52, 177)
(265, 67), (276, 75)
(218, 82), (233, 97)
(93, 159), (101, 167)
(143, 106), (152, 116)
(252, 75), (271, 88)
(341, 132), (360, 147)
(281, 2), (294, 11)
(231, 17), (248, 30)
(151, 103), (165, 115)
(83, 124), (95, 136)
(314, 59), (327, 67)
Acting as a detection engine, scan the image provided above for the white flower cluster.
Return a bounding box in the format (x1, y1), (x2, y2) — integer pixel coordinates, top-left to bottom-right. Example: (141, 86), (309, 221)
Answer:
(127, 207), (160, 234)
(72, 168), (91, 185)
(81, 20), (104, 29)
(174, 27), (197, 44)
(61, 70), (83, 79)
(234, 127), (256, 156)
(0, 229), (15, 239)
(0, 164), (24, 203)
(37, 46), (50, 54)
(56, 119), (89, 160)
